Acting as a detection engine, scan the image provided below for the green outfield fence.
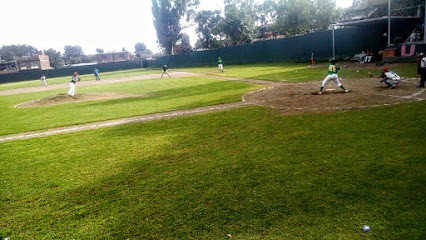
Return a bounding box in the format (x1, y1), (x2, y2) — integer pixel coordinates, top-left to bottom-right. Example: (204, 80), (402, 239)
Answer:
(146, 19), (416, 68)
(0, 18), (418, 83)
(0, 61), (142, 83)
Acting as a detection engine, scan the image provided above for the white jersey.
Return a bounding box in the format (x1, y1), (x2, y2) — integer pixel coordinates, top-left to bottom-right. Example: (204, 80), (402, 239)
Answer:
(384, 72), (400, 81)
(421, 57), (426, 68)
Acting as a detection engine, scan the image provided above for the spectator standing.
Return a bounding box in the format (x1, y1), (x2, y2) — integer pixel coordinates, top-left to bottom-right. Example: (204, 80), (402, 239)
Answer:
(418, 53), (426, 88)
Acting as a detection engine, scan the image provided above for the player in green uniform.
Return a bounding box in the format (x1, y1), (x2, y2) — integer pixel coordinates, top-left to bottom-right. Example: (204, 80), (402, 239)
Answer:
(218, 57), (224, 72)
(317, 58), (349, 95)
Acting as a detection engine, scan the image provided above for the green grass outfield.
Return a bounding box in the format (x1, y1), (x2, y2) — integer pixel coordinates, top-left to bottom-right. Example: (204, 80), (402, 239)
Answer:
(0, 62), (417, 91)
(180, 62), (418, 81)
(0, 62), (424, 239)
(1, 103), (425, 239)
(0, 68), (160, 91)
(0, 77), (259, 135)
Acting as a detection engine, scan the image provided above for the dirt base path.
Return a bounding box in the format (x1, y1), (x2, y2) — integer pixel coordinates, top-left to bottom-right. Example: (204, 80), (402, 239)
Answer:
(0, 102), (251, 143)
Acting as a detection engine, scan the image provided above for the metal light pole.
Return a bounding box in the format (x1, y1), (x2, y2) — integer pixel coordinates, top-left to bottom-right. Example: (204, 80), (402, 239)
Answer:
(424, 0), (426, 42)
(388, 0), (391, 46)
(332, 26), (336, 59)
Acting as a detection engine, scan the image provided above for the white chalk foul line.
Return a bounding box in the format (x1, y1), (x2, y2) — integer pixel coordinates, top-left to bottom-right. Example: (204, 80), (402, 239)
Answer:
(0, 102), (251, 143)
(387, 88), (425, 100)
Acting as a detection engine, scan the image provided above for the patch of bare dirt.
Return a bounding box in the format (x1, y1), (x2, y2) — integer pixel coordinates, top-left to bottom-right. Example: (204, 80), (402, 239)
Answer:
(243, 77), (425, 115)
(15, 92), (158, 108)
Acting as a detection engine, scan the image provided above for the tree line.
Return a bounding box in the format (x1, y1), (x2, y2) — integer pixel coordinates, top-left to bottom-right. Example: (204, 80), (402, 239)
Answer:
(2, 0), (420, 65)
(153, 0), (424, 55)
(152, 0), (342, 55)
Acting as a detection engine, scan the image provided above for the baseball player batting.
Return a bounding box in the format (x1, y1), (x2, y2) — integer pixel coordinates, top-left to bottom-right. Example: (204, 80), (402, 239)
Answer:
(317, 58), (349, 95)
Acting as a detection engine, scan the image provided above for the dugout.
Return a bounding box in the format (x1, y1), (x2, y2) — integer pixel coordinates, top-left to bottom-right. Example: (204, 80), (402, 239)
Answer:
(331, 0), (424, 61)
(331, 17), (420, 60)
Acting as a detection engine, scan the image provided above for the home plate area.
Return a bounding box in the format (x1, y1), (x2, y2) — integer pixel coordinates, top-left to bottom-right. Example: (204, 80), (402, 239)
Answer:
(243, 78), (425, 114)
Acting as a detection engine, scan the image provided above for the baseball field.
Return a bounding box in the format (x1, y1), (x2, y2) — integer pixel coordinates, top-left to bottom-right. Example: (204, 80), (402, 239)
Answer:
(0, 62), (425, 239)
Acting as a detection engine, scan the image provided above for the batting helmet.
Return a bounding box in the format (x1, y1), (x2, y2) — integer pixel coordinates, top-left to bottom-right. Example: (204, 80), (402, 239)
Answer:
(329, 58), (336, 64)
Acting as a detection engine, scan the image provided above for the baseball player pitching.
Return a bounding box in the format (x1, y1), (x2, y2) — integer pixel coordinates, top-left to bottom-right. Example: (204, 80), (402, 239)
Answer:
(68, 72), (81, 97)
(317, 58), (349, 95)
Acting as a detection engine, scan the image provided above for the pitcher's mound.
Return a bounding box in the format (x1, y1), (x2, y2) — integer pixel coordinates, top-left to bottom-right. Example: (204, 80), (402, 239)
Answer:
(15, 92), (157, 108)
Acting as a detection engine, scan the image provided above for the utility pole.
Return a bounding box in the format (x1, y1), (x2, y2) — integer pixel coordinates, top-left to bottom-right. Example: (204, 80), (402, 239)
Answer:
(332, 26), (335, 59)
(388, 0), (391, 46)
(424, 0), (426, 42)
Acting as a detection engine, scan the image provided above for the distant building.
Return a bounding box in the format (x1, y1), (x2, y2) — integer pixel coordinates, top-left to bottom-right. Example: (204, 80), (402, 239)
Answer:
(16, 52), (51, 71)
(0, 51), (50, 74)
(0, 61), (19, 74)
(134, 50), (153, 60)
(95, 51), (132, 63)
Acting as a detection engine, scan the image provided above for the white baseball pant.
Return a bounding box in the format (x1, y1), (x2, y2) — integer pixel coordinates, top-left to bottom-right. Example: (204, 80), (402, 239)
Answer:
(321, 74), (342, 88)
(68, 82), (75, 96)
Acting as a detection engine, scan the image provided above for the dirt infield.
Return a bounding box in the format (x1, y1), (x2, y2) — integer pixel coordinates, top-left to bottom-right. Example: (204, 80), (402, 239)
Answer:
(244, 77), (425, 114)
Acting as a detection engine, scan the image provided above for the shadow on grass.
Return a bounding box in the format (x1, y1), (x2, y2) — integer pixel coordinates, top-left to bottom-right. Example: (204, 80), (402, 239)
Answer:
(5, 104), (425, 238)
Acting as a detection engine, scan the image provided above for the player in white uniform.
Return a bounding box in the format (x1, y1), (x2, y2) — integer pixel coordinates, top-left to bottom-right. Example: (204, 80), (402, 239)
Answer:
(40, 74), (47, 86)
(380, 67), (400, 89)
(68, 72), (80, 97)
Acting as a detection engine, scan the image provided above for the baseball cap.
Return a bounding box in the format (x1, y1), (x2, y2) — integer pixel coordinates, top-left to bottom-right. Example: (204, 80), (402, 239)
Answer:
(383, 67), (389, 72)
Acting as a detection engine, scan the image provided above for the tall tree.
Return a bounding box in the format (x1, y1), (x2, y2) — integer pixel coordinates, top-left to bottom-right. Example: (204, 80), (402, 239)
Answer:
(283, 0), (311, 35)
(310, 0), (341, 31)
(44, 48), (64, 68)
(63, 45), (84, 64)
(0, 44), (38, 61)
(134, 42), (153, 59)
(255, 0), (277, 26)
(176, 33), (192, 53)
(151, 0), (199, 55)
(194, 10), (223, 49)
(258, 0), (341, 36)
(221, 1), (257, 45)
(135, 42), (148, 52)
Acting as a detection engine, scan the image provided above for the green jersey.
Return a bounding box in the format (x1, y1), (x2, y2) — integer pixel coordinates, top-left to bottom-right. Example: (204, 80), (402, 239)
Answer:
(218, 59), (223, 65)
(327, 63), (338, 74)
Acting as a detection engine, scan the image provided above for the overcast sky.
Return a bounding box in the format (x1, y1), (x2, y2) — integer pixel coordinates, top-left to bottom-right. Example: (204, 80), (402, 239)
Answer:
(1, 0), (352, 55)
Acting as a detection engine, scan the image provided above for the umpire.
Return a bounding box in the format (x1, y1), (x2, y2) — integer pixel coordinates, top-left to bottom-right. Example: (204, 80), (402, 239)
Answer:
(417, 53), (426, 88)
